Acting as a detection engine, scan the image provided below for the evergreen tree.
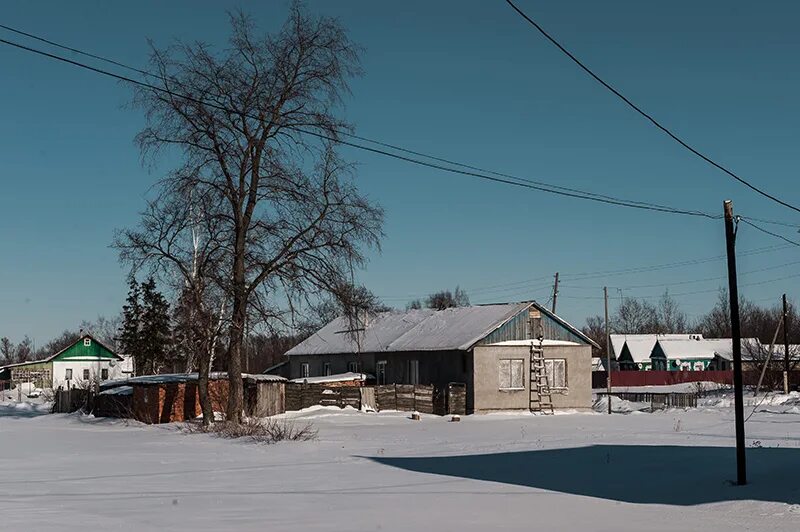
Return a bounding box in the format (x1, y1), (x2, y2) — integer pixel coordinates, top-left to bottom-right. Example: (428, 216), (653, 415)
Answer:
(118, 279), (143, 374)
(140, 277), (173, 374)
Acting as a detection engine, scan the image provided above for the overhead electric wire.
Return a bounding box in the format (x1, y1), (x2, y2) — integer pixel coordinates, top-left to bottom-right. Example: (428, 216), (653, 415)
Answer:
(0, 31), (722, 219)
(504, 0), (800, 216)
(740, 218), (800, 247)
(0, 22), (725, 217)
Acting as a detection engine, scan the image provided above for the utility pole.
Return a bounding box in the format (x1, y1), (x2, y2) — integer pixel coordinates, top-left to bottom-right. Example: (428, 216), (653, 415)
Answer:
(551, 272), (560, 313)
(783, 293), (790, 394)
(723, 200), (747, 486)
(604, 286), (611, 415)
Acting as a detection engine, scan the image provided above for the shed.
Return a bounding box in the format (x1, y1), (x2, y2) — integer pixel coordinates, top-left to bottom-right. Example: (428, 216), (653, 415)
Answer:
(116, 373), (286, 423)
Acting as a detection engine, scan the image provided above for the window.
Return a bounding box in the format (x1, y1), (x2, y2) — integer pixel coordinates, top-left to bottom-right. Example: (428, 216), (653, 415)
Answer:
(544, 359), (567, 389)
(323, 363), (332, 376)
(376, 361), (387, 385)
(84, 338), (91, 347)
(499, 359), (525, 390)
(347, 361), (359, 373)
(83, 369), (90, 380)
(407, 360), (419, 385)
(101, 368), (109, 380)
(301, 363), (310, 379)
(65, 368), (73, 380)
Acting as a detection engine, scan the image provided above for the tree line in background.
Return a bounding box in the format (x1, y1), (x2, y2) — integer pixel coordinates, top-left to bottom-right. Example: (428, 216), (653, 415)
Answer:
(582, 289), (800, 360)
(0, 316), (120, 367)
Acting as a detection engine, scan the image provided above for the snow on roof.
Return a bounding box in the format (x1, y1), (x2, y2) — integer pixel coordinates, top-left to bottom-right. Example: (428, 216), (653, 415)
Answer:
(286, 302), (535, 355)
(490, 339), (581, 347)
(100, 372), (286, 388)
(610, 334), (703, 363)
(98, 385), (133, 396)
(656, 338), (762, 361)
(290, 372), (372, 384)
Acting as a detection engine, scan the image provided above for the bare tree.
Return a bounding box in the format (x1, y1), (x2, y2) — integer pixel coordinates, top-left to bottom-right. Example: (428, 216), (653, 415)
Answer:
(409, 286), (471, 311)
(131, 5), (383, 423)
(116, 190), (227, 426)
(582, 315), (607, 357)
(614, 297), (658, 334)
(655, 291), (688, 334)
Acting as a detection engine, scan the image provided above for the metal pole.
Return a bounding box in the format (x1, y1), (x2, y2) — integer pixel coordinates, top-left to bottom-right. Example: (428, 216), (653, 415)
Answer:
(783, 293), (790, 394)
(604, 286), (611, 415)
(551, 272), (559, 313)
(724, 200), (747, 485)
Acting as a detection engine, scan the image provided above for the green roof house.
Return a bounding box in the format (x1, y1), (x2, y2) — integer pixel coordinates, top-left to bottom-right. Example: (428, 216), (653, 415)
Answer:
(0, 333), (126, 389)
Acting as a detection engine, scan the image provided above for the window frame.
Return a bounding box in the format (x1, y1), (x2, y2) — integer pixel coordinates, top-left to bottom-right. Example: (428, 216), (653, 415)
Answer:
(65, 368), (73, 380)
(82, 369), (90, 380)
(323, 362), (332, 376)
(544, 358), (568, 390)
(498, 358), (525, 391)
(83, 338), (92, 347)
(101, 368), (109, 380)
(300, 363), (310, 379)
(347, 361), (359, 373)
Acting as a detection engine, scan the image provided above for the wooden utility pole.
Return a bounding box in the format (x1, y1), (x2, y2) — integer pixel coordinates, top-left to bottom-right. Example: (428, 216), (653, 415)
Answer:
(723, 200), (747, 486)
(551, 272), (560, 313)
(783, 293), (790, 394)
(604, 286), (611, 415)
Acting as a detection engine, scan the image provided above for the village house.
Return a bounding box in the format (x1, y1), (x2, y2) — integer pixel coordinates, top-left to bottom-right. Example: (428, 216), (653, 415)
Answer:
(285, 301), (598, 413)
(610, 334), (704, 370)
(0, 333), (129, 390)
(611, 333), (763, 371)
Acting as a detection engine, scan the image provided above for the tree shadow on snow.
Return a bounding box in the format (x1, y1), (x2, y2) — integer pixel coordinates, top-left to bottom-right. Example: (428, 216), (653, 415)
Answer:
(367, 445), (800, 506)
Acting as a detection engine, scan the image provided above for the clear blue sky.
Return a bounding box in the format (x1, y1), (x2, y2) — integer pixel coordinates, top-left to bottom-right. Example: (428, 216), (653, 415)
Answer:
(2, 0), (799, 344)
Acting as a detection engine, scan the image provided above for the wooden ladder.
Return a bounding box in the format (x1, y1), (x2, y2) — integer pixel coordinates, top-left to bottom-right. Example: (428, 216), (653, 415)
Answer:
(529, 341), (554, 415)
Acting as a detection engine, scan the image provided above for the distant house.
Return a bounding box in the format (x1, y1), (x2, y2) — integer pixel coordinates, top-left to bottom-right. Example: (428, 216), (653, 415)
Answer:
(0, 333), (127, 390)
(610, 334), (703, 371)
(610, 333), (763, 372)
(285, 301), (598, 413)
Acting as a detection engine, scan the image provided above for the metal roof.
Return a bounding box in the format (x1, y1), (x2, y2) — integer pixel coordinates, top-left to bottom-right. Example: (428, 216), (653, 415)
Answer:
(287, 302), (539, 355)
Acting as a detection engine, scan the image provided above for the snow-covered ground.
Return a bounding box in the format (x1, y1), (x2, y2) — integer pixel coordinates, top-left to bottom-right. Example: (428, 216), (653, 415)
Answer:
(1, 399), (799, 531)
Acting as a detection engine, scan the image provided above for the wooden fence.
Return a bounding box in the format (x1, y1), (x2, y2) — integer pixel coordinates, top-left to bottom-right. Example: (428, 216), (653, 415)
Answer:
(52, 388), (92, 414)
(596, 391), (698, 410)
(592, 369), (800, 389)
(285, 382), (466, 415)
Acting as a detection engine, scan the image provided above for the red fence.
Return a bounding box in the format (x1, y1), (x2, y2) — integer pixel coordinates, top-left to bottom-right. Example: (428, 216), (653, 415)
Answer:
(593, 370), (800, 389)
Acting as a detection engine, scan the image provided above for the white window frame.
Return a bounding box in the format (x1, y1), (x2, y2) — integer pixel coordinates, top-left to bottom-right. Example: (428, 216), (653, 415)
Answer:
(544, 359), (567, 390)
(347, 361), (359, 373)
(65, 368), (73, 380)
(84, 338), (92, 347)
(499, 359), (525, 390)
(301, 363), (310, 379)
(323, 362), (332, 376)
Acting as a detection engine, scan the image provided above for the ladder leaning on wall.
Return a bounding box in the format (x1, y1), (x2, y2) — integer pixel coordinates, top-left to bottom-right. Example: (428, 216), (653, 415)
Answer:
(529, 338), (554, 415)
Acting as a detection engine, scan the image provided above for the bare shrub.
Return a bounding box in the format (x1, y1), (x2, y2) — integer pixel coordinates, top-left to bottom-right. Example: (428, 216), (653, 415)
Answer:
(186, 418), (317, 444)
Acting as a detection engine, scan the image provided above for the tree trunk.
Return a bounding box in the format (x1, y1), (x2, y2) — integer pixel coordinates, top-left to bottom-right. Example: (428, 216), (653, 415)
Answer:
(197, 344), (213, 426)
(226, 249), (246, 424)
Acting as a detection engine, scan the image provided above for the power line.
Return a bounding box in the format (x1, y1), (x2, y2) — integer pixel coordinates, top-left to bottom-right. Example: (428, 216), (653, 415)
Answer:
(0, 22), (722, 218)
(379, 243), (793, 302)
(740, 218), (800, 247)
(0, 32), (721, 219)
(562, 258), (800, 292)
(504, 0), (800, 215)
(557, 272), (800, 302)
